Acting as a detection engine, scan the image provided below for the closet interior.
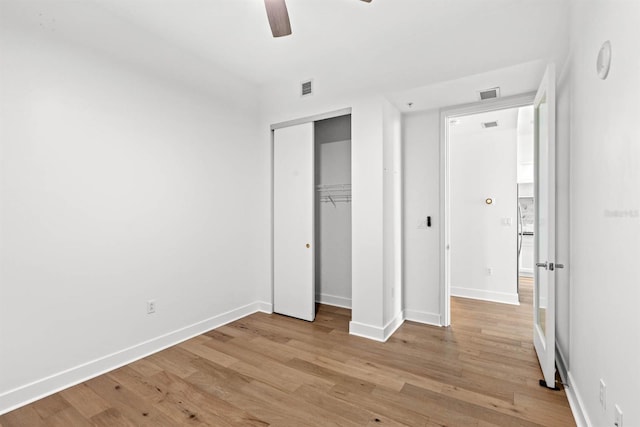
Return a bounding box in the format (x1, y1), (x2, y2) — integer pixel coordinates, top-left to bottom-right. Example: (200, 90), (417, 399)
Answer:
(314, 115), (352, 309)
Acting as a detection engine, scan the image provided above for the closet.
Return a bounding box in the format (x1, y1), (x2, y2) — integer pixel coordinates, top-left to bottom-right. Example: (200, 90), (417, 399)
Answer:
(273, 114), (352, 322)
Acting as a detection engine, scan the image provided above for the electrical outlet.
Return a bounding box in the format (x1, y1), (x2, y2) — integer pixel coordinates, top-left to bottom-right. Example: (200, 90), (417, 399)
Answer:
(147, 299), (156, 314)
(599, 379), (606, 411)
(486, 267), (493, 276)
(614, 405), (623, 427)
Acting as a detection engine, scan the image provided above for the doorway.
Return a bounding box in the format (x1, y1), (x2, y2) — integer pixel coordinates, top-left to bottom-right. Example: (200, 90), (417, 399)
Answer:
(440, 94), (535, 326)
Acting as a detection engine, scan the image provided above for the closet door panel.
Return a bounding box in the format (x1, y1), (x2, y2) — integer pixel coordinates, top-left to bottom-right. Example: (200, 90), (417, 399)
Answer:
(273, 123), (315, 321)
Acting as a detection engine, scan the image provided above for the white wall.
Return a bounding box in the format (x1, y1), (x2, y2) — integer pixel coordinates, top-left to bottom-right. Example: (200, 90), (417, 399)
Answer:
(516, 106), (535, 184)
(259, 80), (403, 340)
(564, 1), (640, 425)
(449, 122), (518, 305)
(0, 3), (268, 413)
(402, 111), (442, 324)
(315, 116), (352, 308)
(382, 100), (403, 328)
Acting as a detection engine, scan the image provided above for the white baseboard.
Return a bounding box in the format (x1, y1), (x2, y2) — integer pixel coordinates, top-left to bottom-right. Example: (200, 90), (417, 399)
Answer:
(451, 286), (520, 305)
(255, 301), (273, 314)
(555, 346), (591, 427)
(566, 371), (592, 427)
(555, 346), (569, 382)
(349, 310), (404, 342)
(404, 309), (442, 327)
(0, 301), (269, 416)
(316, 293), (352, 309)
(383, 311), (405, 340)
(349, 321), (385, 342)
(519, 268), (533, 277)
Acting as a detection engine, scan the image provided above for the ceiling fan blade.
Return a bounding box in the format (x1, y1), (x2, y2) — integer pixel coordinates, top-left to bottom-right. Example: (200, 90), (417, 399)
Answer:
(264, 0), (292, 38)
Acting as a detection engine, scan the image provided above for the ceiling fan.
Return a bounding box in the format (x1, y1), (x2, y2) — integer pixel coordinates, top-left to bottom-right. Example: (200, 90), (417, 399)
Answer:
(264, 0), (372, 38)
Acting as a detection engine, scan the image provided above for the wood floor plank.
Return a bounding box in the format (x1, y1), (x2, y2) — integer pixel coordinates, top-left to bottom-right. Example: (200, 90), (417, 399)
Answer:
(59, 383), (111, 419)
(30, 394), (69, 420)
(0, 278), (575, 426)
(0, 407), (46, 427)
(89, 408), (137, 427)
(148, 370), (267, 427)
(40, 407), (92, 427)
(85, 372), (176, 426)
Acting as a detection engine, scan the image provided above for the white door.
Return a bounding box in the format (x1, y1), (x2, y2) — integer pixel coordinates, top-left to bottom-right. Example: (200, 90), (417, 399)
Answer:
(533, 64), (558, 388)
(273, 122), (315, 321)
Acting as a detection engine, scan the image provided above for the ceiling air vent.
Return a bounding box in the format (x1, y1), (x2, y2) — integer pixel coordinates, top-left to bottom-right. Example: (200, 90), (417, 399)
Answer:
(482, 121), (499, 129)
(301, 80), (313, 97)
(479, 87), (500, 101)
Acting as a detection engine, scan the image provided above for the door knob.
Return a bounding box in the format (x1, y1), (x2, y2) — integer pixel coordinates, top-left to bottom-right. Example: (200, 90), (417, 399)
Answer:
(306, 243), (310, 248)
(536, 262), (548, 269)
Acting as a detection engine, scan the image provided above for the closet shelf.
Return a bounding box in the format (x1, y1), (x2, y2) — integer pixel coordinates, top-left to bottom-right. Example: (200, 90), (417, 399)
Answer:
(316, 184), (351, 191)
(316, 184), (351, 206)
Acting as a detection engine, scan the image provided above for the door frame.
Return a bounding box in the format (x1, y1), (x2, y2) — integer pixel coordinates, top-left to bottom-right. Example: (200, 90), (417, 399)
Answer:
(439, 93), (535, 327)
(269, 108), (352, 312)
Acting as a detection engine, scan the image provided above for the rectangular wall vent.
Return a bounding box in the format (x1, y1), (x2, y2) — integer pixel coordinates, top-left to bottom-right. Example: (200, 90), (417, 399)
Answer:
(301, 80), (313, 97)
(482, 121), (499, 129)
(479, 87), (500, 101)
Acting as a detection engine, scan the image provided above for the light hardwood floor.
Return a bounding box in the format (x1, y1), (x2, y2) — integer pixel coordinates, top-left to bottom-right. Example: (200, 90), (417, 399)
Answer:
(0, 278), (574, 426)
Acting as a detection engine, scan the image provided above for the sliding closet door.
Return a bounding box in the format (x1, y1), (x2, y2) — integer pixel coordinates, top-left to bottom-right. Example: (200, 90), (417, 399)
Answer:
(273, 123), (315, 321)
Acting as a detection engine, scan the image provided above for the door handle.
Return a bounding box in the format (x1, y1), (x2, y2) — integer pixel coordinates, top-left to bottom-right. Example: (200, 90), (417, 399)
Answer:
(536, 262), (565, 271)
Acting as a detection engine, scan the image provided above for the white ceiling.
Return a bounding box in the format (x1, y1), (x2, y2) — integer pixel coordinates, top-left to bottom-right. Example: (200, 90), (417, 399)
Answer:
(5, 0), (570, 108)
(93, 0), (569, 92)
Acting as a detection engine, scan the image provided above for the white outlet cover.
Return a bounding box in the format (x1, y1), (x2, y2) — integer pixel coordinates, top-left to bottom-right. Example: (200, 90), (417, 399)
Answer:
(147, 300), (156, 314)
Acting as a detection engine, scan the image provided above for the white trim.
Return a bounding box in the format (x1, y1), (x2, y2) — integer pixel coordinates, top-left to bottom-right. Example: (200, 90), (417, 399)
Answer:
(349, 311), (405, 342)
(348, 311), (406, 342)
(555, 346), (569, 381)
(439, 92), (536, 326)
(0, 301), (269, 416)
(255, 301), (274, 314)
(270, 108), (352, 130)
(349, 321), (386, 342)
(383, 311), (405, 340)
(404, 309), (442, 327)
(316, 293), (352, 309)
(450, 287), (520, 305)
(555, 346), (590, 427)
(565, 371), (592, 427)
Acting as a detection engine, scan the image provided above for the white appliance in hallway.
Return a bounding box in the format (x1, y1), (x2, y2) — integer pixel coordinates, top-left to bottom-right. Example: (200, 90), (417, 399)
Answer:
(518, 188), (535, 277)
(516, 105), (535, 279)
